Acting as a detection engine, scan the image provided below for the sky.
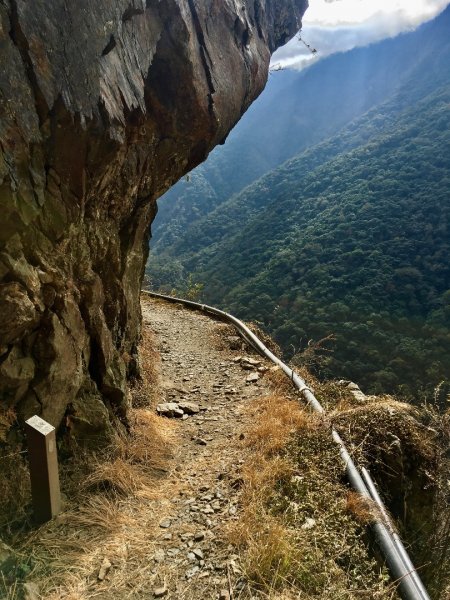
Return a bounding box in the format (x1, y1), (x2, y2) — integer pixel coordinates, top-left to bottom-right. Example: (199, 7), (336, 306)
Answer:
(272, 0), (450, 69)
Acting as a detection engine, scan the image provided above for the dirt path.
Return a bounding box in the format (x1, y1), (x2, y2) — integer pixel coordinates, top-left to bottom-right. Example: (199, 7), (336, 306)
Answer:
(7, 297), (416, 600)
(140, 296), (273, 599)
(8, 296), (276, 600)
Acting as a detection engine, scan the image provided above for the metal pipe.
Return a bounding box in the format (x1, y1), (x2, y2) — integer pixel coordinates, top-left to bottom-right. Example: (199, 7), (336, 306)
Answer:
(361, 467), (430, 600)
(143, 290), (430, 600)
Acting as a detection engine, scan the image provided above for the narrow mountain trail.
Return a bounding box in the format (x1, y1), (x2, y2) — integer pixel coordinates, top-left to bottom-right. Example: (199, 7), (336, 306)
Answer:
(12, 296), (427, 600)
(17, 295), (286, 600)
(139, 296), (273, 599)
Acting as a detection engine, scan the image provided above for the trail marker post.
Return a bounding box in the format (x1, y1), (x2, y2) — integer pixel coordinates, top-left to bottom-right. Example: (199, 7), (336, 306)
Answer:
(25, 415), (61, 524)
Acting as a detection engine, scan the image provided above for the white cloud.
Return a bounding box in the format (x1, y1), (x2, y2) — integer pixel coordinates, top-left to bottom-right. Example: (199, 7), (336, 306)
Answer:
(305, 0), (449, 26)
(272, 0), (450, 69)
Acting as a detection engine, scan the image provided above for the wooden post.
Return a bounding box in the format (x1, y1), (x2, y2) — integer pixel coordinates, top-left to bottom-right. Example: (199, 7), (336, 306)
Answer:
(25, 415), (61, 524)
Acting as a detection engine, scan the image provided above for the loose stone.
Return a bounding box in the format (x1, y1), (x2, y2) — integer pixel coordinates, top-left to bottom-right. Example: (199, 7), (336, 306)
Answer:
(97, 557), (112, 581)
(194, 437), (207, 445)
(178, 401), (200, 414)
(301, 517), (316, 530)
(156, 402), (184, 418)
(23, 583), (41, 600)
(193, 548), (204, 560)
(246, 373), (260, 383)
(159, 518), (172, 528)
(186, 566), (200, 579)
(153, 584), (168, 597)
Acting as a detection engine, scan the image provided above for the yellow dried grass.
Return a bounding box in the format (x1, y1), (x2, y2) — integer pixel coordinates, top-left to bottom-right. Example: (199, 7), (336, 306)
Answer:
(2, 309), (181, 600)
(346, 491), (377, 525)
(83, 410), (177, 496)
(227, 396), (307, 593)
(244, 394), (310, 457)
(228, 392), (396, 599)
(131, 326), (161, 408)
(16, 406), (176, 598)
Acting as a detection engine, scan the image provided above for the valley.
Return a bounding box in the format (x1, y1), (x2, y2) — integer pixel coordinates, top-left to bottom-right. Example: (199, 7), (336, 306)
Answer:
(148, 7), (450, 402)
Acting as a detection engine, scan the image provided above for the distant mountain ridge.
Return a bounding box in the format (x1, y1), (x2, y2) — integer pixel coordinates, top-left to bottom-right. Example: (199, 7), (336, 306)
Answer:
(148, 6), (450, 401)
(151, 6), (450, 253)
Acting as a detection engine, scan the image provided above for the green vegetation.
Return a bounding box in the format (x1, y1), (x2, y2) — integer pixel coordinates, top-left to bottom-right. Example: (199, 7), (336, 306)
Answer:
(148, 8), (450, 403)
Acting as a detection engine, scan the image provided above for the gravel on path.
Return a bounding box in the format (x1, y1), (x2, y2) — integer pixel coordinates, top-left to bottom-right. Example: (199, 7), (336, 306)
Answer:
(141, 297), (273, 599)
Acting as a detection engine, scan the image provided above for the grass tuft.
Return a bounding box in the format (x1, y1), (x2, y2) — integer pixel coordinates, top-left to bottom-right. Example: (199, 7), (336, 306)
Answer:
(244, 394), (309, 456)
(14, 406), (176, 598)
(0, 452), (30, 532)
(346, 491), (377, 525)
(131, 327), (161, 407)
(1, 324), (177, 599)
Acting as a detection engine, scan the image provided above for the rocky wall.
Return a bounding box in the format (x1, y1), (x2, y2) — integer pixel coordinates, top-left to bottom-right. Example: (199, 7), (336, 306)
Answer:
(0, 0), (307, 442)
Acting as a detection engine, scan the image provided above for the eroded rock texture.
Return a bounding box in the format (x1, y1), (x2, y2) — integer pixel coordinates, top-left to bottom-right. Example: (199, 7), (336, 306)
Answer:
(0, 0), (306, 441)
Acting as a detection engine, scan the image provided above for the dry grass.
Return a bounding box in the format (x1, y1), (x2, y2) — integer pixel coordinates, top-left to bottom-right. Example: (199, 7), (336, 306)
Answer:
(0, 450), (30, 531)
(332, 398), (450, 598)
(400, 403), (450, 597)
(12, 408), (178, 599)
(82, 455), (145, 497)
(243, 395), (309, 456)
(346, 491), (377, 525)
(331, 397), (435, 466)
(0, 407), (16, 443)
(0, 575), (21, 600)
(131, 327), (161, 407)
(264, 367), (300, 399)
(213, 322), (247, 352)
(0, 304), (177, 599)
(2, 323), (178, 599)
(244, 321), (282, 356)
(0, 417), (31, 534)
(0, 408), (31, 532)
(228, 394), (396, 599)
(84, 409), (175, 497)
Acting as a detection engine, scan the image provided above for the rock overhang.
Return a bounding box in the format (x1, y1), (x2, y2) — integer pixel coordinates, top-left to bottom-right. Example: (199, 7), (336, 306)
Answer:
(0, 0), (308, 441)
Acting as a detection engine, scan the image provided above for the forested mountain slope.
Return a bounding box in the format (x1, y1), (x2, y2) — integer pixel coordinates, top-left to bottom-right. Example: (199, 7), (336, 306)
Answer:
(147, 7), (450, 400)
(151, 8), (450, 254)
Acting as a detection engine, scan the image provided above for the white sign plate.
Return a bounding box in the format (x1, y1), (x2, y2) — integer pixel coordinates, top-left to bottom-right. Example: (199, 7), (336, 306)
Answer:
(25, 415), (55, 436)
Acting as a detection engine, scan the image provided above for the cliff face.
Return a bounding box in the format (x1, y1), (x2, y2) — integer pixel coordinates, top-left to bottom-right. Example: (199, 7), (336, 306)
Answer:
(0, 0), (307, 440)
